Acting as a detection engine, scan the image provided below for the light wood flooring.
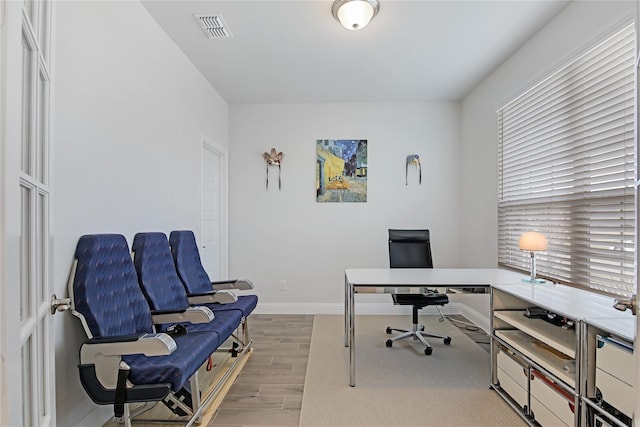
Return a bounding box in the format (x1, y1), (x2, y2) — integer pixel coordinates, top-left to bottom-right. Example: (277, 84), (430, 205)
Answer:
(207, 314), (314, 427)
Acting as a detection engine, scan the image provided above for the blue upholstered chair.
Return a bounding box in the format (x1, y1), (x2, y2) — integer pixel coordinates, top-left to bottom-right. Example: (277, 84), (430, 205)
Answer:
(69, 234), (223, 426)
(169, 230), (258, 346)
(131, 232), (243, 355)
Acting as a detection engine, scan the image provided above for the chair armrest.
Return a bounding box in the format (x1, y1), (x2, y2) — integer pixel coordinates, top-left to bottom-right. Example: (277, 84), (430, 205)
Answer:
(187, 289), (237, 305)
(79, 333), (177, 391)
(151, 306), (214, 324)
(82, 333), (177, 357)
(211, 279), (254, 291)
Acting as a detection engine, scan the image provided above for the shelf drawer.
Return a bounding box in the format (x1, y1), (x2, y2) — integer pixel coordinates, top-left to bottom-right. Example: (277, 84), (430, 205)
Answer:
(497, 349), (528, 409)
(497, 367), (528, 409)
(596, 368), (634, 418)
(497, 348), (528, 387)
(596, 336), (634, 387)
(531, 395), (569, 427)
(530, 370), (575, 427)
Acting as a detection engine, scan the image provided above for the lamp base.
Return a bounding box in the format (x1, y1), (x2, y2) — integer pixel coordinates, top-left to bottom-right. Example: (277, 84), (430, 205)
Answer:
(522, 278), (546, 284)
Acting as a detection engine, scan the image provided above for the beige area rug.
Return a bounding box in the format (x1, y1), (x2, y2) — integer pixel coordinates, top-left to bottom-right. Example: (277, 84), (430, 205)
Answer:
(299, 315), (527, 427)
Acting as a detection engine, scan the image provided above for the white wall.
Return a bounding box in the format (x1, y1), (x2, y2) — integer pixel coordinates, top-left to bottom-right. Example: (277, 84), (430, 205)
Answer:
(460, 0), (636, 266)
(228, 103), (463, 312)
(52, 1), (228, 426)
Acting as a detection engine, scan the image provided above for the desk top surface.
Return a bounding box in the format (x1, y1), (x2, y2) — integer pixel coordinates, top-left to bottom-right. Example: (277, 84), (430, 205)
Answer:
(345, 268), (527, 286)
(345, 268), (636, 342)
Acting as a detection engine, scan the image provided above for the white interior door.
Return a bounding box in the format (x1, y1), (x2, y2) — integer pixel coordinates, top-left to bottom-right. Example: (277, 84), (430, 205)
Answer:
(201, 137), (229, 280)
(0, 1), (55, 426)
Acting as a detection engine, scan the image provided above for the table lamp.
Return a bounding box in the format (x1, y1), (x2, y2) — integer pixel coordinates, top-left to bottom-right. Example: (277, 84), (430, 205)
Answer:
(519, 231), (548, 283)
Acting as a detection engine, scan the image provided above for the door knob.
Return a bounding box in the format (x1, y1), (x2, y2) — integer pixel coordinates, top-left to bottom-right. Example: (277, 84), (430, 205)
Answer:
(50, 294), (71, 314)
(613, 294), (637, 315)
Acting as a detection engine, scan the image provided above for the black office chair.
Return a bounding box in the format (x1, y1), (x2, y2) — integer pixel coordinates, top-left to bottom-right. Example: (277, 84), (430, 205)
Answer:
(385, 229), (452, 355)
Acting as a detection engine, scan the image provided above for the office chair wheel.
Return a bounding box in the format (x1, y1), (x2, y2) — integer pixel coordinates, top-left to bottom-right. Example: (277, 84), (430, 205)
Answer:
(444, 337), (452, 345)
(386, 327), (392, 334)
(385, 339), (393, 348)
(424, 347), (433, 356)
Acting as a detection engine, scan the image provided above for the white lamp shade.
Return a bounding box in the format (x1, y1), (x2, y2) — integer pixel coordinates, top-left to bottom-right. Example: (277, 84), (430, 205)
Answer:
(519, 231), (548, 252)
(335, 0), (376, 30)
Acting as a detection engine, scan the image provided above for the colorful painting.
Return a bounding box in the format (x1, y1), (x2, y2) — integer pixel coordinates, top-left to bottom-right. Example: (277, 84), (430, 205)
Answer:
(316, 139), (367, 203)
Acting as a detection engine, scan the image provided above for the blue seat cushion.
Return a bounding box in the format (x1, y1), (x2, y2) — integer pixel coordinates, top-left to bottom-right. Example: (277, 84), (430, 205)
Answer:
(74, 234), (156, 338)
(186, 310), (243, 344)
(169, 230), (214, 295)
(132, 232), (191, 312)
(205, 295), (258, 318)
(123, 330), (220, 392)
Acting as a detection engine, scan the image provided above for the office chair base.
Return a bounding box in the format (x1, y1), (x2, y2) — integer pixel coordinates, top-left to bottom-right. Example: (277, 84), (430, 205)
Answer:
(385, 325), (451, 355)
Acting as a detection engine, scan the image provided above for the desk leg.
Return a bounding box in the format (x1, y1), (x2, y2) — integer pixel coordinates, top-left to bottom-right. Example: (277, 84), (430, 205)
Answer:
(349, 281), (355, 387)
(344, 274), (349, 347)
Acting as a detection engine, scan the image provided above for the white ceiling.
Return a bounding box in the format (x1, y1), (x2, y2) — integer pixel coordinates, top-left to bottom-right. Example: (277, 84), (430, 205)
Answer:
(141, 0), (570, 104)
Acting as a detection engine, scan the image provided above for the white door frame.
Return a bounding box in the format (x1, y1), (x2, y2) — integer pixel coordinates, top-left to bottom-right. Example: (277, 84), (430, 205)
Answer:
(201, 135), (229, 280)
(1, 1), (55, 425)
(0, 1), (23, 424)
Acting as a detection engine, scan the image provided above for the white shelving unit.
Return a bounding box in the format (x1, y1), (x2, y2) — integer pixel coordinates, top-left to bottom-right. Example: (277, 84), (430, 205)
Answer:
(490, 282), (636, 427)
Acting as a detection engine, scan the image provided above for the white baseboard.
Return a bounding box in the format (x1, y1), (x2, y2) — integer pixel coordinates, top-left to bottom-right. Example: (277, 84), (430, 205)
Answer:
(253, 302), (490, 332)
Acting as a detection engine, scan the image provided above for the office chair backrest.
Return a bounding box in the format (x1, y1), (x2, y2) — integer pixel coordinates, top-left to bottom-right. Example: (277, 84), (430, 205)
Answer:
(388, 229), (433, 269)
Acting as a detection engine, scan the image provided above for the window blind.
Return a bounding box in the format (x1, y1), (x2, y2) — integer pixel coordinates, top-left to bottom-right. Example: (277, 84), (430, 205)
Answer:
(497, 23), (635, 297)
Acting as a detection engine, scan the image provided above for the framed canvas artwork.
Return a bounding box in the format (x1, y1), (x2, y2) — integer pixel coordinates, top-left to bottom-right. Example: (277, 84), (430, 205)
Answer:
(316, 139), (367, 203)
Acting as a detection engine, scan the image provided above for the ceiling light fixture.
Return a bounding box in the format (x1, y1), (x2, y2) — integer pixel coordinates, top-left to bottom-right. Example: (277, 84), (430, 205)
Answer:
(332, 0), (380, 31)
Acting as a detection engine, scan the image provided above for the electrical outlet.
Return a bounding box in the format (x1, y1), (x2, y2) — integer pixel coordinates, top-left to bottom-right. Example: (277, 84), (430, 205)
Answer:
(280, 280), (287, 291)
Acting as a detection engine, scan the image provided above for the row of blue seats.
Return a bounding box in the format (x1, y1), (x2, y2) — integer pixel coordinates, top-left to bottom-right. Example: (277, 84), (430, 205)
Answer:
(68, 230), (258, 427)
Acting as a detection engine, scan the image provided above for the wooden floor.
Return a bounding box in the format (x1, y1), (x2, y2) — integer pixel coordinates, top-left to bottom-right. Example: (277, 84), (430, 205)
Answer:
(208, 314), (314, 427)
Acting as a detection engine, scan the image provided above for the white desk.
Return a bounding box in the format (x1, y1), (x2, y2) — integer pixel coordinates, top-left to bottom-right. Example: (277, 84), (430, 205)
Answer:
(344, 268), (527, 386)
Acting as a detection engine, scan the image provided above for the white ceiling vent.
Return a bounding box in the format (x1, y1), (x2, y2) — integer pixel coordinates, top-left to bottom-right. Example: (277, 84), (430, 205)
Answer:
(194, 14), (232, 39)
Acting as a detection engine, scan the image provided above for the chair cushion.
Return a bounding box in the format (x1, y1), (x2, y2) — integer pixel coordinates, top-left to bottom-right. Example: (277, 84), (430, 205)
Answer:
(74, 234), (155, 337)
(205, 295), (258, 318)
(123, 330), (220, 392)
(132, 232), (191, 311)
(135, 311), (243, 391)
(392, 293), (449, 307)
(388, 229), (433, 268)
(169, 230), (213, 294)
(186, 310), (243, 344)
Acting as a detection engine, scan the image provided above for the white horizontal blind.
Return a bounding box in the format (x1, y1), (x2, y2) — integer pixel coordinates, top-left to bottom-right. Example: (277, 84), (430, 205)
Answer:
(498, 24), (635, 297)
